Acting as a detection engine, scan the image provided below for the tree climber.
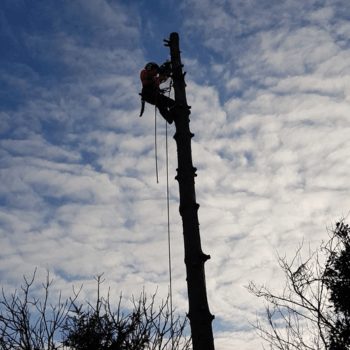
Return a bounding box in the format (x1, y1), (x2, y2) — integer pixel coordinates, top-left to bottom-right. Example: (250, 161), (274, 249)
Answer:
(139, 61), (175, 124)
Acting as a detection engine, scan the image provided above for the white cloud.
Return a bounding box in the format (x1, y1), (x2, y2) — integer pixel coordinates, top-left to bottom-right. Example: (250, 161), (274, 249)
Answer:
(2, 0), (350, 348)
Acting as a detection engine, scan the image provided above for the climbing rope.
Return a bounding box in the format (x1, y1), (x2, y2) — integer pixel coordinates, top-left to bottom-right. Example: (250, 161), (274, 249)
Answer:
(154, 93), (159, 184)
(166, 126), (174, 344)
(153, 81), (174, 340)
(153, 82), (172, 184)
(165, 82), (174, 343)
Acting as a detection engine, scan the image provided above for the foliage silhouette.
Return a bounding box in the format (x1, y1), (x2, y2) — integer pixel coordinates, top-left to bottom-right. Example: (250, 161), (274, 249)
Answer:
(246, 219), (350, 350)
(323, 222), (350, 350)
(0, 272), (191, 350)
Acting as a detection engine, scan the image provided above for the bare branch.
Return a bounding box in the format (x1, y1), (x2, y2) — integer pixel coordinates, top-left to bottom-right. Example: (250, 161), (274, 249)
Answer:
(245, 223), (350, 350)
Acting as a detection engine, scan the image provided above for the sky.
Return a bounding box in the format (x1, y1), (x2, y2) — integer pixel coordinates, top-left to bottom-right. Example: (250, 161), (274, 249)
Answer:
(1, 0), (350, 348)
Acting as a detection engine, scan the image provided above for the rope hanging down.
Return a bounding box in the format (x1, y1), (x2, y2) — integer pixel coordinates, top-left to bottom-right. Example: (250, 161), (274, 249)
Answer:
(153, 81), (174, 340)
(154, 93), (159, 184)
(154, 82), (173, 184)
(165, 83), (174, 344)
(166, 119), (174, 342)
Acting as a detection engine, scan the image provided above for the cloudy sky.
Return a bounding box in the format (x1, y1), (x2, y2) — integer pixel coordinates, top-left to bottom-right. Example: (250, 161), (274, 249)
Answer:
(1, 0), (350, 348)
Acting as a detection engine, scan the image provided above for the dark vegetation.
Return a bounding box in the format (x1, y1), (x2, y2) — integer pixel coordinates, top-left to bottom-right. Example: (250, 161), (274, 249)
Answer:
(3, 220), (350, 349)
(247, 220), (350, 350)
(0, 273), (191, 350)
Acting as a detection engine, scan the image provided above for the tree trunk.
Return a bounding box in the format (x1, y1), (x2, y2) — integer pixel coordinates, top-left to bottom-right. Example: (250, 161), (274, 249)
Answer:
(164, 32), (215, 350)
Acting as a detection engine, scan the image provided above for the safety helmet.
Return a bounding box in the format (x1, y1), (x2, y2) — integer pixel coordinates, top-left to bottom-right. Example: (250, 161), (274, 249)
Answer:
(145, 62), (159, 72)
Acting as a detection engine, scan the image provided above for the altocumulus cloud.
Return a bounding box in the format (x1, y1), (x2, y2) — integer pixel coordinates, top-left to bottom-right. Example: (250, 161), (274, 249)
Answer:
(1, 0), (350, 349)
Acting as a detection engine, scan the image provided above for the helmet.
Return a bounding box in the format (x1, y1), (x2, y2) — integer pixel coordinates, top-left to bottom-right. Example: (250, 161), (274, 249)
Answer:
(145, 62), (159, 72)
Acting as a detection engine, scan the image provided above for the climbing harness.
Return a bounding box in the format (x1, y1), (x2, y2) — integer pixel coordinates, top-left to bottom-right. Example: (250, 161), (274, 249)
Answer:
(139, 89), (170, 118)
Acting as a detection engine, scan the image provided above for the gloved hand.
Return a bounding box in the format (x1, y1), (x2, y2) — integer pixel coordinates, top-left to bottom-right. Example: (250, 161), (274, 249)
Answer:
(159, 61), (172, 77)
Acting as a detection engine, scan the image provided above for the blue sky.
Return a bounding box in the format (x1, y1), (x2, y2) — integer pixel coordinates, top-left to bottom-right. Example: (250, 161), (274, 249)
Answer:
(1, 0), (350, 348)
